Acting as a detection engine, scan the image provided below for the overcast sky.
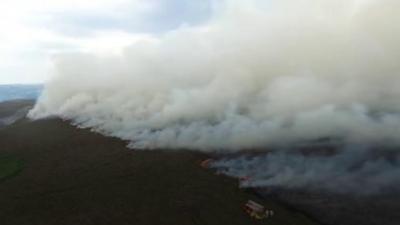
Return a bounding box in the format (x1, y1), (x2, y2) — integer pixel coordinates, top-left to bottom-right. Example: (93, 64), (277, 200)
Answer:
(0, 0), (216, 84)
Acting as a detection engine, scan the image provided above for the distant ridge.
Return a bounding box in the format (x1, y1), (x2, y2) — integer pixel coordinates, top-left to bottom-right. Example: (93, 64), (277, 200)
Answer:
(0, 84), (42, 102)
(0, 99), (34, 128)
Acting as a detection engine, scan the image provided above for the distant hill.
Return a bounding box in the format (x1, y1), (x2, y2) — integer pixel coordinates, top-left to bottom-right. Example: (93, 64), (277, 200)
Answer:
(0, 84), (42, 102)
(0, 100), (34, 128)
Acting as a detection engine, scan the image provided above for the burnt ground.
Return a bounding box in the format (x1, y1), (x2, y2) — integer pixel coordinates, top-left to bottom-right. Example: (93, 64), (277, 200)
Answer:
(251, 143), (400, 225)
(213, 141), (400, 225)
(3, 100), (398, 225)
(0, 101), (317, 225)
(257, 187), (400, 225)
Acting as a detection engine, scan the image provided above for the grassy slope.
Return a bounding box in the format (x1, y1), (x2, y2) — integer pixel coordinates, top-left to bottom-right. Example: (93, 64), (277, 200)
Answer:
(0, 107), (319, 225)
(0, 155), (22, 181)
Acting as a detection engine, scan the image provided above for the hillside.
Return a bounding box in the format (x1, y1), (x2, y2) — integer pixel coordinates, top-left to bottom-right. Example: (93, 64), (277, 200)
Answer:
(0, 101), (318, 225)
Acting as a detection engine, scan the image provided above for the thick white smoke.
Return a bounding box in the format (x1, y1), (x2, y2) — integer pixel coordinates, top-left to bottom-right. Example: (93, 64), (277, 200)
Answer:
(28, 0), (400, 193)
(29, 0), (400, 151)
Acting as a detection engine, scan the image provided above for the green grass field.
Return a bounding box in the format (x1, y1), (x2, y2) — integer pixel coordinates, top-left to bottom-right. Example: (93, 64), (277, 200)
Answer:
(0, 155), (22, 181)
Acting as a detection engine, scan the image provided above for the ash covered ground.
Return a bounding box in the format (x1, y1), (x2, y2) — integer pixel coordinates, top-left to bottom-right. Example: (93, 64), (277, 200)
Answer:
(211, 143), (400, 225)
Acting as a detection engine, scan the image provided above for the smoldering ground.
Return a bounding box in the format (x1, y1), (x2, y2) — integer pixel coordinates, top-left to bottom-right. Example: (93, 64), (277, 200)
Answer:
(29, 0), (400, 194)
(211, 144), (400, 194)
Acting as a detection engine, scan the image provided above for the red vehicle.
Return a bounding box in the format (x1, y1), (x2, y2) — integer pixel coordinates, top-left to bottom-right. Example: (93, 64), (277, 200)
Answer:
(243, 200), (274, 220)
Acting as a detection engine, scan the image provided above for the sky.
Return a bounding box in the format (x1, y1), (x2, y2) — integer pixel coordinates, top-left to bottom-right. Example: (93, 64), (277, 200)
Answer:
(0, 0), (216, 84)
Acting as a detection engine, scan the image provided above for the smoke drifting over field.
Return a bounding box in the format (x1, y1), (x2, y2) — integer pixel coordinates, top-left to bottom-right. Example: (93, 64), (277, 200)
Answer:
(29, 0), (400, 193)
(211, 145), (400, 194)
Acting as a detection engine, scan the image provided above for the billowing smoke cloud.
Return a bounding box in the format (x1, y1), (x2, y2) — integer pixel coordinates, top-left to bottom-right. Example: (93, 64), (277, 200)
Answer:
(29, 0), (400, 192)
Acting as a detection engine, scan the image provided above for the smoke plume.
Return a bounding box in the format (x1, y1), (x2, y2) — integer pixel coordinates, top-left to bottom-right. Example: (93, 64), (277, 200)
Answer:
(29, 0), (400, 193)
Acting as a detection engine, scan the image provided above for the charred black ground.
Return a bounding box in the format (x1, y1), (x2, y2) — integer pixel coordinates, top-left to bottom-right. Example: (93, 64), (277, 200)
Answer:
(0, 101), (316, 225)
(2, 100), (399, 225)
